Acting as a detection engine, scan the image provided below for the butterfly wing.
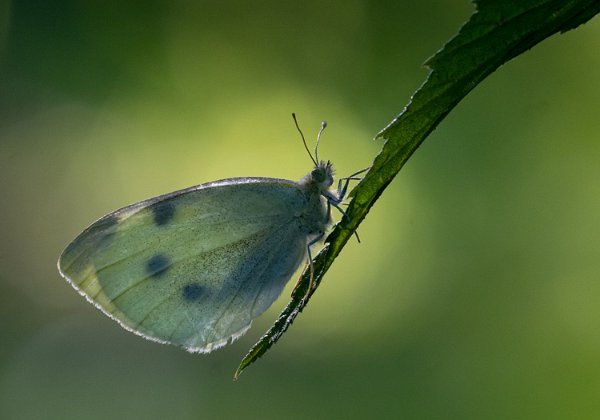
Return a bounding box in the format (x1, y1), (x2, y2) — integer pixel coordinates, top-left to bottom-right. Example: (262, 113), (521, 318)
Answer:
(58, 178), (312, 352)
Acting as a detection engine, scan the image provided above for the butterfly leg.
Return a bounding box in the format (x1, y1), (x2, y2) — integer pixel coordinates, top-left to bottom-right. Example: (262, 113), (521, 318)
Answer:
(324, 166), (370, 208)
(292, 232), (324, 301)
(336, 167), (370, 202)
(322, 167), (369, 243)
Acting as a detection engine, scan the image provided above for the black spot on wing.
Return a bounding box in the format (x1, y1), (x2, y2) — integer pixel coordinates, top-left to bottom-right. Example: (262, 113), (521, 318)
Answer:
(182, 283), (205, 302)
(146, 254), (170, 278)
(152, 201), (176, 226)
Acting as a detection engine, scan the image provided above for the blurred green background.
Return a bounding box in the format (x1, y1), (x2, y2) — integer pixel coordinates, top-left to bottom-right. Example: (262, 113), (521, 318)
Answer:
(1, 1), (599, 419)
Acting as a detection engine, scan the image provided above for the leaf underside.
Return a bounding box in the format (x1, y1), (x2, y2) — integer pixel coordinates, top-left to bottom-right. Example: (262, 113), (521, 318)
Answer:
(234, 0), (600, 379)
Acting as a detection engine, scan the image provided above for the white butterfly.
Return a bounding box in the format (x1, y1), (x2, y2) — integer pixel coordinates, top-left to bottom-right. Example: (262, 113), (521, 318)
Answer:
(58, 115), (365, 353)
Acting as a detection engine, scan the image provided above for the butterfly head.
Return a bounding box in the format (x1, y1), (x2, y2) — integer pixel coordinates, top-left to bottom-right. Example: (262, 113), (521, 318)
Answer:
(311, 160), (334, 191)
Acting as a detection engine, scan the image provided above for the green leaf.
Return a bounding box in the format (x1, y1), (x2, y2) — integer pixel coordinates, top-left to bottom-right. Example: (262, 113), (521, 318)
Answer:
(234, 0), (600, 379)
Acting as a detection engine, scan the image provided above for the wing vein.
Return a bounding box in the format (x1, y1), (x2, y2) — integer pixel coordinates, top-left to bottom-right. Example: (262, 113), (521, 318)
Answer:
(204, 225), (285, 344)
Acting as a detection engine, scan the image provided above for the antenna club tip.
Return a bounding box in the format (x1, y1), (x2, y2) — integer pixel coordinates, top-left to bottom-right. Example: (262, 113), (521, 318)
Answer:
(321, 121), (327, 128)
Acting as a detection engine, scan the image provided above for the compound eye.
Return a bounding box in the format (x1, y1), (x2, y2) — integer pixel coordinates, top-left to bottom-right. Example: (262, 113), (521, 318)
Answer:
(311, 168), (325, 183)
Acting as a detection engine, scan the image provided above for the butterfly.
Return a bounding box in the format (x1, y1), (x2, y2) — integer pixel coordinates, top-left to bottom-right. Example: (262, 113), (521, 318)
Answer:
(58, 114), (366, 353)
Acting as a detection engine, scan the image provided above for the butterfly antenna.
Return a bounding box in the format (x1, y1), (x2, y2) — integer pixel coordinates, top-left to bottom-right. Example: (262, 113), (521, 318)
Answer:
(292, 113), (317, 166)
(314, 121), (327, 163)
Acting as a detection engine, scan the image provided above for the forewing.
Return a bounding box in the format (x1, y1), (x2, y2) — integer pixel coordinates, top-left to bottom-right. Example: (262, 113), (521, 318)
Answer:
(58, 178), (309, 352)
